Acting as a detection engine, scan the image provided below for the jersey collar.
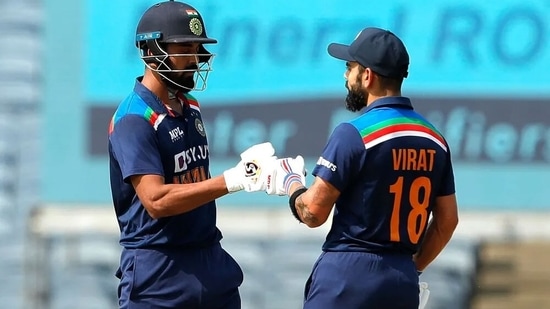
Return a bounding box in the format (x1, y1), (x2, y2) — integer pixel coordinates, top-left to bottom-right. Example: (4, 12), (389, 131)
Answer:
(133, 77), (170, 114)
(363, 96), (413, 113)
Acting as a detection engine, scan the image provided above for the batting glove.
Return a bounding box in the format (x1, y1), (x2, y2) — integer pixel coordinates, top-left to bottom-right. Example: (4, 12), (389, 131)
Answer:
(265, 155), (306, 196)
(223, 142), (276, 193)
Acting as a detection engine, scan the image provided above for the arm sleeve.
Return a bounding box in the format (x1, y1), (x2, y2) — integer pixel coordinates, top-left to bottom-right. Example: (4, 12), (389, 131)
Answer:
(312, 123), (365, 192)
(109, 115), (164, 183)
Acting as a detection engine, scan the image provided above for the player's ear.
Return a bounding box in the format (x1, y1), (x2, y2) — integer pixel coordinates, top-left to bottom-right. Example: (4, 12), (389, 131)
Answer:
(363, 67), (373, 88)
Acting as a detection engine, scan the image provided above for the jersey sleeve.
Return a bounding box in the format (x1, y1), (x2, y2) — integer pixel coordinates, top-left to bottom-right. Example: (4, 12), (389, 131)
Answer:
(312, 123), (365, 192)
(109, 115), (164, 182)
(437, 145), (456, 196)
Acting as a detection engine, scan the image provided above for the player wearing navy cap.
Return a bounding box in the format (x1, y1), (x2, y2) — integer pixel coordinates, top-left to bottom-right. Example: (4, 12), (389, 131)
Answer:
(265, 27), (459, 309)
(108, 1), (276, 308)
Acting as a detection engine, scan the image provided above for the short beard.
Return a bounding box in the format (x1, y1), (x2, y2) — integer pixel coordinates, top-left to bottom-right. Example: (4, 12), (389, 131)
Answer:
(345, 82), (367, 112)
(155, 62), (197, 93)
(163, 72), (195, 94)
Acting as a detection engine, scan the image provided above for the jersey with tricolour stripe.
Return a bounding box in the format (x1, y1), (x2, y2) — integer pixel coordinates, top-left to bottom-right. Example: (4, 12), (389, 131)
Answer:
(312, 97), (455, 254)
(108, 79), (221, 249)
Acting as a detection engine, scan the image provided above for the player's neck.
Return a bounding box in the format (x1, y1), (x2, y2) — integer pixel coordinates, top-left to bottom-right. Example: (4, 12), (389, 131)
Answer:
(365, 90), (402, 107)
(142, 70), (171, 105)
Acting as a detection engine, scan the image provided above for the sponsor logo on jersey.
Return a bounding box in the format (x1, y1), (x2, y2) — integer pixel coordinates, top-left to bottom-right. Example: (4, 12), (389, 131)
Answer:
(169, 127), (184, 142)
(174, 145), (209, 173)
(316, 156), (337, 172)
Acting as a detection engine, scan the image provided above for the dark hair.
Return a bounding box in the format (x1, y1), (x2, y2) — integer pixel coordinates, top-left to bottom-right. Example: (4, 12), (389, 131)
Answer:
(377, 74), (403, 92)
(356, 65), (366, 82)
(357, 64), (403, 92)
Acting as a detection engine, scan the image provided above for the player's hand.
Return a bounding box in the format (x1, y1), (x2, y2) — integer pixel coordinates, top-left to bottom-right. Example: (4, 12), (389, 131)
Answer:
(265, 155), (306, 196)
(223, 142), (276, 193)
(240, 155), (278, 192)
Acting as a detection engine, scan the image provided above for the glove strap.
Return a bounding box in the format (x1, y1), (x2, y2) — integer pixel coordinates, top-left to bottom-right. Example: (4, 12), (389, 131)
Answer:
(223, 167), (243, 193)
(289, 187), (308, 223)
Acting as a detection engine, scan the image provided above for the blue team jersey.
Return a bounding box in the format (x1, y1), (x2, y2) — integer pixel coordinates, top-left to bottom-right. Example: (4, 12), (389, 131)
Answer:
(108, 78), (221, 249)
(312, 97), (455, 254)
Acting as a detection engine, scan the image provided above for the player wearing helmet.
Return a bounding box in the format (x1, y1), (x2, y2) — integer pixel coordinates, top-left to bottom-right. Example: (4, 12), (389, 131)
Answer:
(108, 1), (276, 308)
(135, 0), (216, 94)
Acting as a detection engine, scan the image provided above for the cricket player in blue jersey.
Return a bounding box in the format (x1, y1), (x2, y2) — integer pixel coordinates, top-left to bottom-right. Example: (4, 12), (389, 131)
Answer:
(108, 1), (277, 308)
(265, 27), (459, 309)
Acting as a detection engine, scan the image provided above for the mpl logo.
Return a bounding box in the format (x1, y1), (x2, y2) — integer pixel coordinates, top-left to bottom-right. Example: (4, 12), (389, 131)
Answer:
(169, 127), (184, 142)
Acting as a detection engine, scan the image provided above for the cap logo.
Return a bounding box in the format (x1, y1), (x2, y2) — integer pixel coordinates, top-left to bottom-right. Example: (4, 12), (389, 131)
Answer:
(189, 18), (203, 36)
(186, 9), (198, 16)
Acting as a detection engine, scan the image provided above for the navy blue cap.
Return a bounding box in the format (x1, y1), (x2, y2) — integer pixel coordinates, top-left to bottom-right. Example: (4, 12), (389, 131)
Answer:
(328, 27), (409, 78)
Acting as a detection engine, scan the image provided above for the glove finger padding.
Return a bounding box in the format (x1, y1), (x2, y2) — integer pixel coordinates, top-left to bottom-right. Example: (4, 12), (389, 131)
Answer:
(240, 142), (275, 160)
(265, 155), (306, 196)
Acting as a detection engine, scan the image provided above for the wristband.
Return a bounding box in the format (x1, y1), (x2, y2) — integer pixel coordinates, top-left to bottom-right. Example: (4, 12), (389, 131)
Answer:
(288, 187), (308, 223)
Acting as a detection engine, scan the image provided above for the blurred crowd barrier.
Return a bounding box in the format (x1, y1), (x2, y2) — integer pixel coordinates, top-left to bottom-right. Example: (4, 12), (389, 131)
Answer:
(0, 0), (42, 306)
(20, 205), (550, 309)
(23, 205), (487, 309)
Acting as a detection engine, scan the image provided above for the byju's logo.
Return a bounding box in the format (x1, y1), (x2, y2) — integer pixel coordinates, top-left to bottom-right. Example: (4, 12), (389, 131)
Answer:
(173, 145), (209, 173)
(169, 127), (184, 142)
(174, 152), (187, 173)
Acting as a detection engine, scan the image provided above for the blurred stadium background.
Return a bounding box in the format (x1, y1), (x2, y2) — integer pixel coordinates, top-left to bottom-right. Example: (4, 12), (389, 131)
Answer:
(1, 0), (550, 308)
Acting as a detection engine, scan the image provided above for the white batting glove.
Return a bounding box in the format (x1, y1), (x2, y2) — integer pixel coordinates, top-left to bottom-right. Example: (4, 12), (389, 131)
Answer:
(241, 155), (278, 192)
(223, 142), (276, 193)
(265, 155), (306, 196)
